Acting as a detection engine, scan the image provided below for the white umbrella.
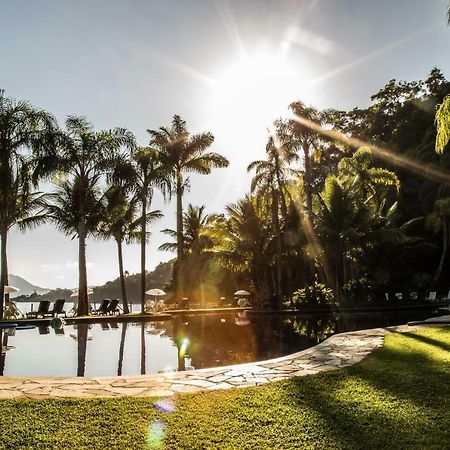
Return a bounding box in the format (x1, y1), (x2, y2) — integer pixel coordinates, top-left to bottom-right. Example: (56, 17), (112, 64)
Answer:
(146, 289), (166, 296)
(234, 290), (251, 297)
(146, 288), (166, 302)
(3, 285), (19, 295)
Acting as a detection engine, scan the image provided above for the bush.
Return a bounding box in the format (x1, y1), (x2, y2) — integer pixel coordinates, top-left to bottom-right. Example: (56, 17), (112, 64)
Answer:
(342, 276), (376, 305)
(285, 282), (335, 309)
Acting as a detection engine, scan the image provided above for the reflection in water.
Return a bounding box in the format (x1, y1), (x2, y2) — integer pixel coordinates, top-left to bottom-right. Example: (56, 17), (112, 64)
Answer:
(117, 322), (127, 376)
(77, 324), (88, 377)
(140, 322), (146, 375)
(0, 330), (6, 376)
(286, 317), (336, 343)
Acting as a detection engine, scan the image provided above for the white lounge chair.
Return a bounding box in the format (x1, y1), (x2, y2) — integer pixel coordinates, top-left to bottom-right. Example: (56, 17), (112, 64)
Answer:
(409, 292), (418, 300)
(395, 292), (403, 300)
(425, 291), (437, 302)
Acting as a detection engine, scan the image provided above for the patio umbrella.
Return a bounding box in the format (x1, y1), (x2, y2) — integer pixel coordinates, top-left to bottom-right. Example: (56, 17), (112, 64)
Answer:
(146, 288), (166, 301)
(3, 286), (19, 295)
(234, 290), (251, 297)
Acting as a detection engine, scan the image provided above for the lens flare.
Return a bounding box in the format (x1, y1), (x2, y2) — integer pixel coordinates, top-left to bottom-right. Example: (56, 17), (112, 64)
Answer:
(146, 419), (166, 450)
(179, 337), (190, 358)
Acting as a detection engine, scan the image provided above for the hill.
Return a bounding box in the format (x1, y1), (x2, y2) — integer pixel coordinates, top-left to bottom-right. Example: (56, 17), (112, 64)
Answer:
(8, 274), (49, 298)
(13, 261), (173, 303)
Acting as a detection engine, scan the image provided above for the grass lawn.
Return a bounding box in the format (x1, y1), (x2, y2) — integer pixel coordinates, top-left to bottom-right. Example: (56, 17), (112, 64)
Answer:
(0, 327), (449, 449)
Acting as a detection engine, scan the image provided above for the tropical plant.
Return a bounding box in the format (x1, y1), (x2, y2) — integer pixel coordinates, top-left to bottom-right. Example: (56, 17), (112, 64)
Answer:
(111, 146), (167, 313)
(50, 116), (135, 315)
(435, 95), (450, 154)
(46, 176), (105, 314)
(148, 115), (229, 296)
(284, 101), (323, 215)
(98, 185), (162, 314)
(160, 204), (216, 303)
(208, 195), (276, 305)
(247, 136), (298, 294)
(0, 89), (57, 317)
(285, 282), (334, 309)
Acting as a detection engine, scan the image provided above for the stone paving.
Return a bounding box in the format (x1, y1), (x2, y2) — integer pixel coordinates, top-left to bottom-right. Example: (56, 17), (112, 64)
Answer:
(0, 326), (418, 399)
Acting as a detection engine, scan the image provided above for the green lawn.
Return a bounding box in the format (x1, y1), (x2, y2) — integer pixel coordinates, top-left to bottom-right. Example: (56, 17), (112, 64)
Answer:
(0, 327), (449, 449)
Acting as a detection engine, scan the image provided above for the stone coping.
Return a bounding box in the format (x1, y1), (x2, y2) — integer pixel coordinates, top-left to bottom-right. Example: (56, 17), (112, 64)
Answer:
(1, 325), (429, 399)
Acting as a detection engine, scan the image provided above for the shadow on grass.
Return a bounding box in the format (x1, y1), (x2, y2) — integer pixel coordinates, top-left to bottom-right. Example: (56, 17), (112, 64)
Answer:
(164, 328), (450, 449)
(282, 328), (450, 449)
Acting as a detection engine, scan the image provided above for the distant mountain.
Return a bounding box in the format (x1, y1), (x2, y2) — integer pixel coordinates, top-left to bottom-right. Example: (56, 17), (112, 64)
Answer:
(12, 261), (173, 303)
(8, 274), (49, 298)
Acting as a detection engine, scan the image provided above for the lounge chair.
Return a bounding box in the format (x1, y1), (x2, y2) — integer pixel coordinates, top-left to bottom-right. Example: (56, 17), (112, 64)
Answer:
(409, 292), (418, 300)
(26, 300), (51, 318)
(425, 291), (437, 302)
(106, 299), (121, 315)
(94, 299), (110, 315)
(48, 299), (66, 317)
(395, 292), (403, 300)
(384, 292), (389, 302)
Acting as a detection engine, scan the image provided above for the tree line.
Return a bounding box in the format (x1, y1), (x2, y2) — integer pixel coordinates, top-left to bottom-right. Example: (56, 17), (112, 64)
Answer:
(1, 68), (449, 316)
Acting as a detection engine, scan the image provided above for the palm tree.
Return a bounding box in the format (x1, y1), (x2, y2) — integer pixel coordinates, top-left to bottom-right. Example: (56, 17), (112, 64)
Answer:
(160, 204), (214, 303)
(148, 115), (229, 296)
(98, 186), (158, 314)
(0, 89), (57, 317)
(247, 136), (298, 295)
(209, 195), (274, 304)
(46, 175), (105, 314)
(435, 95), (450, 154)
(112, 146), (167, 313)
(285, 102), (323, 215)
(51, 116), (135, 315)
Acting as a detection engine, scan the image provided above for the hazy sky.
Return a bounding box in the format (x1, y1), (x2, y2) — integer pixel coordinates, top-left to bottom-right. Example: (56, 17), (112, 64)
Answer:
(1, 0), (449, 289)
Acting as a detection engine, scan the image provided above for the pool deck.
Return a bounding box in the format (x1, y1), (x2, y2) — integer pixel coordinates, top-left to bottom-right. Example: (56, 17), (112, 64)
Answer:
(0, 323), (442, 399)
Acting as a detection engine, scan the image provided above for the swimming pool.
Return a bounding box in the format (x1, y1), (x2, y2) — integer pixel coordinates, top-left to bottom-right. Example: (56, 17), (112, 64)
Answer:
(0, 309), (433, 377)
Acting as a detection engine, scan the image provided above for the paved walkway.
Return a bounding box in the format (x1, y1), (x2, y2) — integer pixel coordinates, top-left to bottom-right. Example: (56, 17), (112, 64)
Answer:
(0, 326), (418, 399)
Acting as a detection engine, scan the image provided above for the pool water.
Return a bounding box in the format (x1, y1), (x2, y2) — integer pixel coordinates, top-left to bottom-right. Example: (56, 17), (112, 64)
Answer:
(0, 310), (433, 377)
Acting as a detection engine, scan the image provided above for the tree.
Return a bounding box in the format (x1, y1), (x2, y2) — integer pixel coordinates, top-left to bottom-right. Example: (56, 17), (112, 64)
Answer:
(51, 116), (135, 315)
(46, 175), (105, 313)
(0, 89), (57, 318)
(284, 102), (322, 215)
(435, 95), (450, 154)
(209, 195), (275, 305)
(98, 186), (161, 314)
(247, 136), (298, 295)
(148, 115), (229, 296)
(160, 204), (215, 303)
(112, 147), (167, 313)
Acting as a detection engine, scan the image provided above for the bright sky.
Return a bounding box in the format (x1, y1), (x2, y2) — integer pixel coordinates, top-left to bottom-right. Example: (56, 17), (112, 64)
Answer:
(1, 0), (449, 289)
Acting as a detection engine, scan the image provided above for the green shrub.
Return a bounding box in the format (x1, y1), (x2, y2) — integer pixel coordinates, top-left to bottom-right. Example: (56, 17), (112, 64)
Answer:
(285, 282), (334, 309)
(342, 276), (376, 305)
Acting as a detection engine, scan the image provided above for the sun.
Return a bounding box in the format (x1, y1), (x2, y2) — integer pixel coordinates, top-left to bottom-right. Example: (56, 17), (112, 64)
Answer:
(208, 43), (314, 153)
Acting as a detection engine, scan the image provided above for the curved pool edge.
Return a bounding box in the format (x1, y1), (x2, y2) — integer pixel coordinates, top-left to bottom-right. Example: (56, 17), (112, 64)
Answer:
(0, 324), (430, 399)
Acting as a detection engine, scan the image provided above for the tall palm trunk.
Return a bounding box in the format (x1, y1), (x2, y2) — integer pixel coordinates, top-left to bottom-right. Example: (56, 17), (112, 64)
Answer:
(78, 218), (89, 316)
(303, 144), (312, 214)
(176, 174), (184, 297)
(0, 225), (8, 319)
(140, 197), (147, 314)
(271, 186), (282, 298)
(117, 239), (129, 314)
